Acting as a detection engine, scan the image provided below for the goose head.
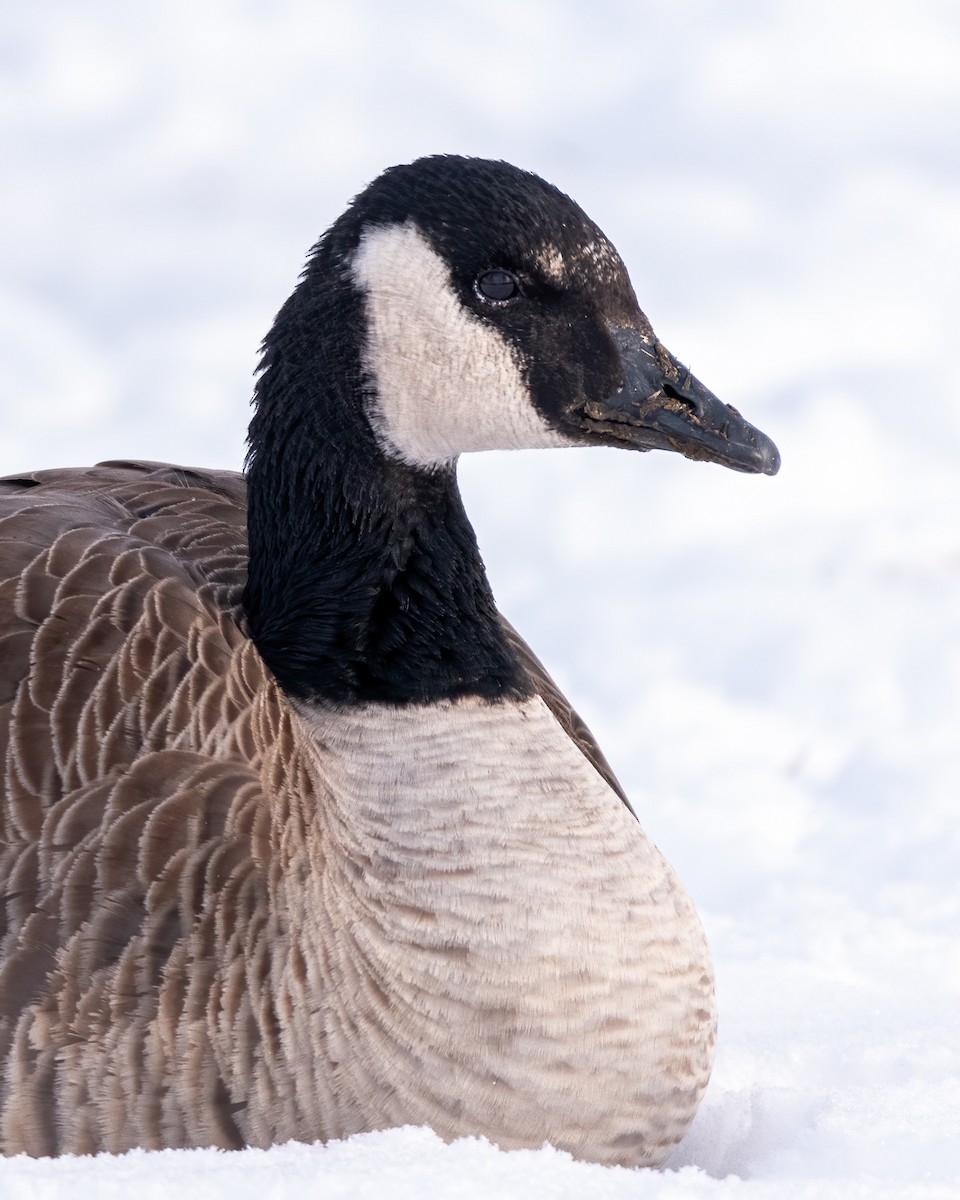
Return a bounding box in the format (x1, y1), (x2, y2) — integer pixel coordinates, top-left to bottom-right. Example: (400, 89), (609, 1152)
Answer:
(244, 156), (779, 703)
(252, 155), (779, 475)
(352, 158), (779, 474)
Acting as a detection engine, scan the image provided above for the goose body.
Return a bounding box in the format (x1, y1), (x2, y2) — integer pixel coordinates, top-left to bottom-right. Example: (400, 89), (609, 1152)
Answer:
(0, 157), (778, 1166)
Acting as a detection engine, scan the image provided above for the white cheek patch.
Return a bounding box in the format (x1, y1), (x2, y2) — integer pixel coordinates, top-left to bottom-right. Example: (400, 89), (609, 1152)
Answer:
(351, 222), (574, 468)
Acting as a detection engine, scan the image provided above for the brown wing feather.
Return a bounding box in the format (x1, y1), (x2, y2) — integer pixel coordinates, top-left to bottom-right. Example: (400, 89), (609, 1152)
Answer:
(0, 462), (288, 1154)
(498, 617), (635, 817)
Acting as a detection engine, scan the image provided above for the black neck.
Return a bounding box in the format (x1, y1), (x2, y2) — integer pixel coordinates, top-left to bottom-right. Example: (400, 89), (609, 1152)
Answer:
(242, 233), (530, 706)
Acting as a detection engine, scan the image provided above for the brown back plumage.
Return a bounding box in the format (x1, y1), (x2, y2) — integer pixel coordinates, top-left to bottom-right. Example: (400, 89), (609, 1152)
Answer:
(0, 462), (281, 1152)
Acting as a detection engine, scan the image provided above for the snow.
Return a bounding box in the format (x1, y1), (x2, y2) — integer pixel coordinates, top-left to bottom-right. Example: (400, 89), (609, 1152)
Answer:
(1, 0), (959, 1195)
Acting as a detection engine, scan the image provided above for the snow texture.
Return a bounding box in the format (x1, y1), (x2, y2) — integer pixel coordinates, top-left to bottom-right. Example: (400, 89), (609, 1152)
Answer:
(1, 1), (959, 1195)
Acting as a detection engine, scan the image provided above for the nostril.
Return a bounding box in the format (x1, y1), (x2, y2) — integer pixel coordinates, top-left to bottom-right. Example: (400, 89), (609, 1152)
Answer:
(662, 382), (700, 417)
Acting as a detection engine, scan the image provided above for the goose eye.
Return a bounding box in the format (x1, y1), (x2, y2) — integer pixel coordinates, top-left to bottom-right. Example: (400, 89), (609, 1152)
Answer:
(476, 268), (520, 303)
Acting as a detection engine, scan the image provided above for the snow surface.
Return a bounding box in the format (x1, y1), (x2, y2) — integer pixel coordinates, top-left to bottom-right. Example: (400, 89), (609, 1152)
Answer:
(1, 1), (959, 1195)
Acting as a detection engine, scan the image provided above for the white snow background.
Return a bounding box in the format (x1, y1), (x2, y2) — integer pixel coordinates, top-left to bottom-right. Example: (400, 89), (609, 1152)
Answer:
(1, 1), (959, 1196)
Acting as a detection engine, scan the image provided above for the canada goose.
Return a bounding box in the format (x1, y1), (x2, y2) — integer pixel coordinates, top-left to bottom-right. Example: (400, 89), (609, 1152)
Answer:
(0, 156), (778, 1167)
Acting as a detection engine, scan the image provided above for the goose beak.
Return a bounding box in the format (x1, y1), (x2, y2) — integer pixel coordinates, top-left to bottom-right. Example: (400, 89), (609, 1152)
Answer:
(581, 326), (780, 476)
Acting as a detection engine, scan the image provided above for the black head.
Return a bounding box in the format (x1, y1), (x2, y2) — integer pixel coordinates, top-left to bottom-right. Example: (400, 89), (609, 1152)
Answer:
(305, 156), (779, 474)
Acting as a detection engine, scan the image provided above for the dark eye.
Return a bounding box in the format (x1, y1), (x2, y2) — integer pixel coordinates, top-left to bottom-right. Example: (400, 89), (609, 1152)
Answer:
(476, 268), (520, 303)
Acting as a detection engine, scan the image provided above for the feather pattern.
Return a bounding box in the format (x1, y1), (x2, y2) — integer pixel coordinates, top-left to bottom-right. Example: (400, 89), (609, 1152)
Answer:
(0, 462), (703, 1162)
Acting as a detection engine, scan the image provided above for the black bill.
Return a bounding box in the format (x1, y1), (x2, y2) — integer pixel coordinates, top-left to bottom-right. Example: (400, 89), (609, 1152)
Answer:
(581, 326), (780, 476)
